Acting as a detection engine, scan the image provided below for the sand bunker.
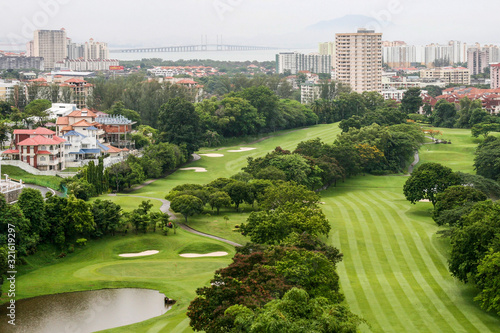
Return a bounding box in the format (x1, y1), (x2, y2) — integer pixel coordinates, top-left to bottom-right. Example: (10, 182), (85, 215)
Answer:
(180, 251), (228, 258)
(227, 147), (256, 153)
(179, 167), (208, 172)
(419, 199), (431, 203)
(119, 250), (159, 257)
(199, 153), (224, 157)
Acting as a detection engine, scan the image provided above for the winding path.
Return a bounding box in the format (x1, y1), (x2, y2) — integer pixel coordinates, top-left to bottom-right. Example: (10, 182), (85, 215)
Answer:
(123, 181), (242, 247)
(116, 153), (242, 247)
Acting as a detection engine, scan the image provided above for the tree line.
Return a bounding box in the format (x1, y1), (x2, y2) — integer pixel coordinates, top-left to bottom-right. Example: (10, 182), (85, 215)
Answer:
(400, 87), (500, 138)
(168, 167), (363, 331)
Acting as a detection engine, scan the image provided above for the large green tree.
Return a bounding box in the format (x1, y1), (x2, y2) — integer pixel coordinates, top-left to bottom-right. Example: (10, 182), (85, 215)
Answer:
(241, 203), (330, 245)
(158, 97), (201, 155)
(448, 201), (500, 282)
(226, 288), (362, 333)
(432, 185), (487, 227)
(17, 188), (48, 241)
(24, 99), (51, 127)
(475, 249), (500, 315)
(474, 136), (500, 181)
(400, 87), (423, 114)
(403, 162), (461, 206)
(170, 194), (204, 222)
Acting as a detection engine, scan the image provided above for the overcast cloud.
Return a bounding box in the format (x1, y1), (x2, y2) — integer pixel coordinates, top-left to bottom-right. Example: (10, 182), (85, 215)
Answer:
(0, 0), (497, 50)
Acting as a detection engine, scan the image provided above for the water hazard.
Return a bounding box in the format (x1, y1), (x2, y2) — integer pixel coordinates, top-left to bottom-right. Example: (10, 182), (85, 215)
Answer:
(0, 288), (171, 333)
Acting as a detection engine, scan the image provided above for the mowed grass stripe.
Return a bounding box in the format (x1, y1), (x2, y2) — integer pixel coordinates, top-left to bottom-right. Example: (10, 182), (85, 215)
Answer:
(368, 191), (490, 333)
(331, 198), (396, 332)
(366, 190), (473, 332)
(351, 191), (455, 332)
(373, 190), (500, 332)
(328, 200), (380, 332)
(330, 230), (363, 317)
(339, 196), (420, 332)
(345, 192), (439, 332)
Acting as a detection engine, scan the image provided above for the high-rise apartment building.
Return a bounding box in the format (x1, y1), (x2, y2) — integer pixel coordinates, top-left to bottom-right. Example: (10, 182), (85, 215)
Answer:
(276, 52), (331, 74)
(335, 29), (382, 93)
(68, 38), (109, 60)
(319, 42), (336, 64)
(84, 38), (109, 60)
(468, 46), (490, 75)
(382, 41), (416, 68)
(490, 63), (500, 89)
(33, 29), (67, 70)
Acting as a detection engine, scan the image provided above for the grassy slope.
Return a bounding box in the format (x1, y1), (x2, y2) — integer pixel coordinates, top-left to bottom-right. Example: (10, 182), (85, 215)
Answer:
(8, 125), (500, 332)
(2, 165), (63, 191)
(89, 195), (163, 213)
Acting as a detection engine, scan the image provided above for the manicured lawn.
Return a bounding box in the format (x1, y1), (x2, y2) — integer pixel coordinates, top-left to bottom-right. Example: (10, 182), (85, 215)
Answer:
(418, 127), (482, 173)
(323, 176), (500, 332)
(131, 123), (343, 200)
(2, 165), (64, 191)
(89, 195), (163, 213)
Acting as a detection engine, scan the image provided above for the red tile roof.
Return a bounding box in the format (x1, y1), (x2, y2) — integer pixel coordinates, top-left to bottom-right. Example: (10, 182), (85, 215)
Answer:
(13, 127), (55, 135)
(67, 109), (97, 118)
(37, 150), (52, 155)
(64, 78), (86, 83)
(56, 117), (69, 125)
(2, 149), (19, 154)
(72, 119), (93, 127)
(18, 135), (66, 146)
(106, 145), (122, 153)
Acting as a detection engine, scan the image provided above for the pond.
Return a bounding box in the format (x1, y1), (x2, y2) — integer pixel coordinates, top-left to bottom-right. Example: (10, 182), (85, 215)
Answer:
(0, 288), (172, 333)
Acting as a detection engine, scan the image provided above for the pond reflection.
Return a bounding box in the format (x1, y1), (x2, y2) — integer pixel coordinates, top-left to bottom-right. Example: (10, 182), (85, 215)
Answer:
(0, 288), (171, 333)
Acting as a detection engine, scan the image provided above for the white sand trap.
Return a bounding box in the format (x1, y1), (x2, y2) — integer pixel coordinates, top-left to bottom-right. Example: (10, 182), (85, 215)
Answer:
(119, 250), (159, 257)
(227, 147), (256, 153)
(179, 167), (208, 172)
(199, 153), (224, 157)
(419, 199), (431, 203)
(180, 251), (228, 258)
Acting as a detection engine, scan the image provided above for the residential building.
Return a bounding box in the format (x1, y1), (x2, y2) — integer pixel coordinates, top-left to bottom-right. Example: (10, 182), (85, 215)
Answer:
(33, 29), (67, 70)
(2, 127), (66, 171)
(0, 80), (22, 101)
(468, 46), (490, 75)
(46, 103), (78, 119)
(382, 41), (417, 68)
(335, 29), (383, 93)
(26, 76), (93, 109)
(382, 88), (406, 101)
(147, 66), (218, 77)
(491, 63), (500, 89)
(484, 45), (500, 63)
(319, 42), (336, 64)
(63, 58), (119, 71)
(301, 83), (321, 104)
(276, 52), (332, 75)
(0, 55), (44, 70)
(95, 114), (135, 149)
(420, 67), (470, 85)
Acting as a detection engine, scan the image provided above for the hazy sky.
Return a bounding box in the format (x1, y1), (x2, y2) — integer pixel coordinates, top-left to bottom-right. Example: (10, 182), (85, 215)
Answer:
(0, 0), (497, 50)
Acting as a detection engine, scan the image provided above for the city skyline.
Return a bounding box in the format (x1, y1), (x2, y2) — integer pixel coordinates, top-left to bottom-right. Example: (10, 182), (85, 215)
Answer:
(1, 0), (499, 50)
